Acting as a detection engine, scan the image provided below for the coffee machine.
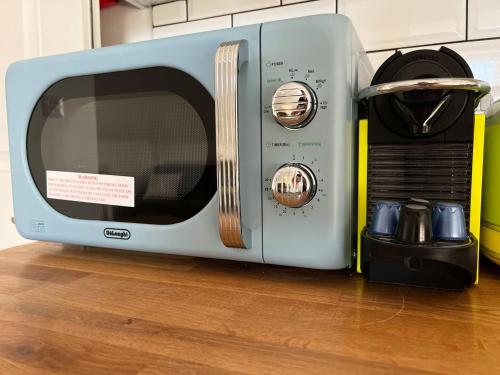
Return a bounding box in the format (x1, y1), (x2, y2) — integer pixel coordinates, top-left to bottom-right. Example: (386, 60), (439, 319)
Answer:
(356, 47), (490, 289)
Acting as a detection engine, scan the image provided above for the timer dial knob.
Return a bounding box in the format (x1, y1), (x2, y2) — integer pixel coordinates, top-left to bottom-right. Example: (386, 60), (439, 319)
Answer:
(271, 82), (317, 129)
(271, 163), (317, 208)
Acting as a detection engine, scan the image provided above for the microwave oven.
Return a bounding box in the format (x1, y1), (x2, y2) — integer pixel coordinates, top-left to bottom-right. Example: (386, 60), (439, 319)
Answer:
(6, 14), (371, 269)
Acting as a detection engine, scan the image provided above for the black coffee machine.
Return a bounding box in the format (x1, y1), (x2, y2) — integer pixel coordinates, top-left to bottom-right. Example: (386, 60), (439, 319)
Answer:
(356, 47), (490, 289)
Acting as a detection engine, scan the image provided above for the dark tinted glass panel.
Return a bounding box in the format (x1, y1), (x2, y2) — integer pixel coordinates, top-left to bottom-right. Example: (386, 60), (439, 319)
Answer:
(27, 67), (216, 224)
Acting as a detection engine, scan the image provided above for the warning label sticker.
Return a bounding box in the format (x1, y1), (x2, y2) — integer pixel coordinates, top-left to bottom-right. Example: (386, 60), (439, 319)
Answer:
(46, 171), (135, 207)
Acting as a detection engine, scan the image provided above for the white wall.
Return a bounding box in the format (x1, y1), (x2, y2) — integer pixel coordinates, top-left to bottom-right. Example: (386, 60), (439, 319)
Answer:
(100, 2), (152, 46)
(0, 0), (92, 249)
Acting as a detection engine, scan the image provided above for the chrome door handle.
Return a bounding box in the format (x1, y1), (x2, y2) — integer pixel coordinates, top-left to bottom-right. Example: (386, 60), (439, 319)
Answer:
(215, 40), (250, 249)
(358, 77), (491, 107)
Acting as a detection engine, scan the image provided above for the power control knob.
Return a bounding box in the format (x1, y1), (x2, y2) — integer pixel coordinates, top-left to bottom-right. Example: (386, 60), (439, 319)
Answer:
(271, 82), (317, 129)
(271, 163), (317, 208)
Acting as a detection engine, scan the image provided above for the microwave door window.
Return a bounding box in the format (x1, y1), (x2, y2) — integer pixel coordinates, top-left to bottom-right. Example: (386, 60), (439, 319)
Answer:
(27, 67), (216, 225)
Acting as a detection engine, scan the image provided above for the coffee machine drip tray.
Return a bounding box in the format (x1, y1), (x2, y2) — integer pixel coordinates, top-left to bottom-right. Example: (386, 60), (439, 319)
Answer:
(361, 229), (477, 290)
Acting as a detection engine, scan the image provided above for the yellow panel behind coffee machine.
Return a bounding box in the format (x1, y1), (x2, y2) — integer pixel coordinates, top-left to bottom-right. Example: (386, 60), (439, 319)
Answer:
(481, 102), (500, 265)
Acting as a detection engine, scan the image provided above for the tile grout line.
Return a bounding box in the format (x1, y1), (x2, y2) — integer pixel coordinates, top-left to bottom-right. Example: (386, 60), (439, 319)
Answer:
(465, 0), (469, 40)
(367, 35), (500, 54)
(89, 0), (94, 48)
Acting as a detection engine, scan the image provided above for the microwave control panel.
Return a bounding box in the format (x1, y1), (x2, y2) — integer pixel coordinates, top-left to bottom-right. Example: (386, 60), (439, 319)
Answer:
(260, 15), (359, 269)
(262, 69), (331, 221)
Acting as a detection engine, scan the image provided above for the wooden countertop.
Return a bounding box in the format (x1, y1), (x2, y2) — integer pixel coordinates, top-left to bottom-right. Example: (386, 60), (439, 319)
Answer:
(0, 242), (499, 374)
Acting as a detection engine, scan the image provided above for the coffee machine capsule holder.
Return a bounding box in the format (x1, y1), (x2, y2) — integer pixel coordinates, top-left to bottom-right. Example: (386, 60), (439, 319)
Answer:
(357, 53), (491, 290)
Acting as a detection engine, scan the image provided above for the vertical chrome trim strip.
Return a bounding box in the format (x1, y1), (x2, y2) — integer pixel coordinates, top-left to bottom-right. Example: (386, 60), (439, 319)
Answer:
(215, 40), (249, 249)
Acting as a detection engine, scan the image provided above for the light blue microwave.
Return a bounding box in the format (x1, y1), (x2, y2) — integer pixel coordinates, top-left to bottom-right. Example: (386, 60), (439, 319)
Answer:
(6, 14), (371, 269)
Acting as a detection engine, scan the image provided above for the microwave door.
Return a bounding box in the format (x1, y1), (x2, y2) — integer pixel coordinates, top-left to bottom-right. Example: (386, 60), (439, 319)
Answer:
(7, 25), (263, 262)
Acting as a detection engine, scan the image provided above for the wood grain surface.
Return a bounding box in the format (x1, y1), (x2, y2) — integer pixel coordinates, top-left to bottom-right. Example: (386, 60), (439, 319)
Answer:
(0, 242), (498, 374)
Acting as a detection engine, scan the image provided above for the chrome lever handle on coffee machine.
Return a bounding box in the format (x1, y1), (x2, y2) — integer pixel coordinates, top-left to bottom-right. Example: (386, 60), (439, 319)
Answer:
(358, 77), (491, 108)
(214, 40), (250, 249)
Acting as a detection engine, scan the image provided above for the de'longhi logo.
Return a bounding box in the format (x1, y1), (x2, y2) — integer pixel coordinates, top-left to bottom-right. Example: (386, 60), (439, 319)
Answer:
(104, 228), (131, 240)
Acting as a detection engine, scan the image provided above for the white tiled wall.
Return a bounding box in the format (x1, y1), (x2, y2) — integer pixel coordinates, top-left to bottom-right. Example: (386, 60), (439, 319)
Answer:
(147, 0), (500, 100)
(233, 0), (334, 27)
(100, 2), (153, 46)
(153, 15), (231, 38)
(187, 0), (280, 20)
(338, 0), (467, 51)
(152, 1), (186, 26)
(468, 0), (500, 39)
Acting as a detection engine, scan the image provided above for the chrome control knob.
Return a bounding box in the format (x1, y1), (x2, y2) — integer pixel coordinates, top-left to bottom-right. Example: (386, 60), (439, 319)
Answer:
(271, 163), (317, 208)
(271, 82), (317, 129)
